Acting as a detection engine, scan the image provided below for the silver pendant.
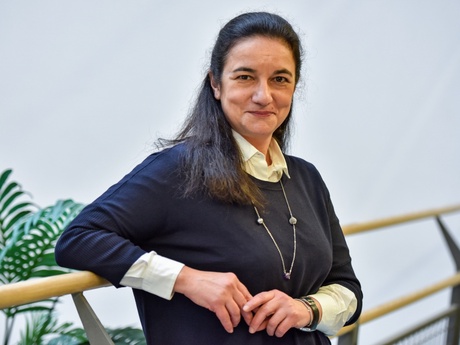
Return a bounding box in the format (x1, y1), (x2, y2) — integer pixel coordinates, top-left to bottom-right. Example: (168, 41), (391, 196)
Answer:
(283, 272), (291, 280)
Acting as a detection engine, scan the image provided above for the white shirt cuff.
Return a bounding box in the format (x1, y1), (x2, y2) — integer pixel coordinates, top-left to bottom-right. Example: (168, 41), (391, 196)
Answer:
(120, 252), (184, 300)
(309, 284), (358, 335)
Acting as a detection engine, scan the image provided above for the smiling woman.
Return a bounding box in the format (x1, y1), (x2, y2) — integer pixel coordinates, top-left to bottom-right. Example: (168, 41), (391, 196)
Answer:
(210, 37), (296, 156)
(55, 11), (362, 345)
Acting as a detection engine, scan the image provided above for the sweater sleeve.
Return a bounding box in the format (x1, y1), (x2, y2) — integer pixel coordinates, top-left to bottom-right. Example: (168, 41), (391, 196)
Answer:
(320, 178), (363, 325)
(55, 211), (147, 287)
(288, 155), (363, 327)
(55, 150), (179, 287)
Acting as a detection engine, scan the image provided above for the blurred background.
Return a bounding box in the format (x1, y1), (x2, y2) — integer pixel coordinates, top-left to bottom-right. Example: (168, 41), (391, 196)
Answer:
(1, 1), (459, 343)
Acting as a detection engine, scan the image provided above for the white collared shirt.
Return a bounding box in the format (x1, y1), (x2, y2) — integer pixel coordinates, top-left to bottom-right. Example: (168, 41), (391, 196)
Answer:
(120, 134), (357, 335)
(232, 130), (289, 182)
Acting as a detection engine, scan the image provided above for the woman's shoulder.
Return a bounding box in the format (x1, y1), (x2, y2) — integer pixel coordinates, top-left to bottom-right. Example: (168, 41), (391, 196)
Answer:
(284, 154), (321, 175)
(131, 143), (187, 174)
(283, 154), (331, 189)
(100, 144), (186, 197)
(283, 154), (334, 205)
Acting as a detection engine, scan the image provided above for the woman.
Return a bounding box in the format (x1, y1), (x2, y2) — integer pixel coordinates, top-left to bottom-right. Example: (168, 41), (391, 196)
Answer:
(55, 12), (362, 344)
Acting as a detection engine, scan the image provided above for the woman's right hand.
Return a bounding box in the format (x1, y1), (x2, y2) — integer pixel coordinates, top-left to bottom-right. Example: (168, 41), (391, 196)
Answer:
(173, 266), (253, 333)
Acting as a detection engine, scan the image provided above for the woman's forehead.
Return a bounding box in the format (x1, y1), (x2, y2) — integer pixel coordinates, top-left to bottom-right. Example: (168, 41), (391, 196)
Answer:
(224, 36), (296, 72)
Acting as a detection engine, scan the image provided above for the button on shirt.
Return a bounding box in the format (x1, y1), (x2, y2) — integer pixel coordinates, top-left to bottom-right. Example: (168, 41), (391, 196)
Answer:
(120, 132), (357, 335)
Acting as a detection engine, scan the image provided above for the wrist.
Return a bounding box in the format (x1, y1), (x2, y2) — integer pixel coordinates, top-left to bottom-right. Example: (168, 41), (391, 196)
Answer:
(296, 296), (320, 332)
(173, 265), (193, 295)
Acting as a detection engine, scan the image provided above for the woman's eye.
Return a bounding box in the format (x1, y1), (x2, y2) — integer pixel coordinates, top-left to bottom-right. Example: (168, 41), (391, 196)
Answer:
(236, 75), (252, 80)
(274, 76), (288, 83)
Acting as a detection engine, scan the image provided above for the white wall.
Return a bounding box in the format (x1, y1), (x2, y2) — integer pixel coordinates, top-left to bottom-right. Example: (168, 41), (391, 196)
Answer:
(1, 1), (459, 343)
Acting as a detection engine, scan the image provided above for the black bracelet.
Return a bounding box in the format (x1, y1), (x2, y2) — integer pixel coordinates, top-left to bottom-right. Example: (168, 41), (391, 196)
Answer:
(298, 296), (319, 332)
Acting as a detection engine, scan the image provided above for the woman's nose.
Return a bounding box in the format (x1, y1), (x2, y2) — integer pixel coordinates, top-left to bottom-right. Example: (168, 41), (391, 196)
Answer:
(252, 81), (273, 105)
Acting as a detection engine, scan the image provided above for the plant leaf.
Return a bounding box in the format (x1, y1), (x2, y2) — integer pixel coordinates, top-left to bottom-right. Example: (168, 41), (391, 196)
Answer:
(0, 169), (13, 189)
(0, 169), (35, 255)
(107, 327), (147, 345)
(47, 328), (89, 345)
(17, 310), (80, 345)
(0, 199), (84, 284)
(0, 196), (84, 318)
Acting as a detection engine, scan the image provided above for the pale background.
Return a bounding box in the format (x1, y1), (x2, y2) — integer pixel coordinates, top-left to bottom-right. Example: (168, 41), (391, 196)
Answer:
(1, 1), (459, 344)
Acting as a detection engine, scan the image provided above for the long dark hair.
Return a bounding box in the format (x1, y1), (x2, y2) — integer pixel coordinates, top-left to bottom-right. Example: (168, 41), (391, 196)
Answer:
(162, 12), (303, 207)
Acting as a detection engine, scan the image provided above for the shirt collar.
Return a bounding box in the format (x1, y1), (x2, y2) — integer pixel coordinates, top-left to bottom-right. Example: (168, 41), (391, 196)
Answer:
(232, 130), (290, 181)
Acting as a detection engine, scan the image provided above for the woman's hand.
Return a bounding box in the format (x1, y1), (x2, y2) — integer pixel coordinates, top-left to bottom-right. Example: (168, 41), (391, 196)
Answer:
(173, 266), (253, 333)
(242, 290), (315, 337)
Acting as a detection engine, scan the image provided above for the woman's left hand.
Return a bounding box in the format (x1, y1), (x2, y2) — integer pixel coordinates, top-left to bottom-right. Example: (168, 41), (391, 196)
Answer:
(242, 290), (310, 337)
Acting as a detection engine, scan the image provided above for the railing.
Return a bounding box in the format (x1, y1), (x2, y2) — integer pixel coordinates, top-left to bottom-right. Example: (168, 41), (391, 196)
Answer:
(336, 205), (460, 344)
(1, 204), (460, 344)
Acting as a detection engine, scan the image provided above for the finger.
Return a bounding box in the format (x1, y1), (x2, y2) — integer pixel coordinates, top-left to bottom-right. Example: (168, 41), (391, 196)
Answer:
(273, 317), (291, 338)
(247, 317), (270, 334)
(236, 281), (253, 304)
(214, 306), (235, 333)
(234, 283), (252, 307)
(241, 308), (254, 326)
(234, 281), (254, 326)
(265, 312), (286, 337)
(249, 315), (270, 334)
(253, 318), (269, 333)
(229, 282), (252, 327)
(248, 305), (276, 333)
(226, 299), (242, 328)
(243, 290), (275, 313)
(215, 296), (246, 332)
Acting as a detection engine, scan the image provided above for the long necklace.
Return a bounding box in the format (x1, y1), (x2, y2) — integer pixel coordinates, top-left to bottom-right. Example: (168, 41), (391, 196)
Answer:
(253, 180), (297, 280)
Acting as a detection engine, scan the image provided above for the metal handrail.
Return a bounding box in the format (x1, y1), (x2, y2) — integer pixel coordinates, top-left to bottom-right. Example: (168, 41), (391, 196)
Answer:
(336, 272), (460, 336)
(342, 204), (460, 235)
(374, 305), (458, 345)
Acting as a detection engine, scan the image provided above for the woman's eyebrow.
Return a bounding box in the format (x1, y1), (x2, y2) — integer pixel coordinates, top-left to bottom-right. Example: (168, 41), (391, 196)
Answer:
(231, 67), (293, 76)
(274, 68), (294, 76)
(231, 67), (256, 73)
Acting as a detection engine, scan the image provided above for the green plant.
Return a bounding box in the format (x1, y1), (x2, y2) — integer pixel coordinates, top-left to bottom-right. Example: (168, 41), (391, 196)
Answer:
(0, 169), (85, 345)
(0, 169), (146, 345)
(16, 303), (77, 345)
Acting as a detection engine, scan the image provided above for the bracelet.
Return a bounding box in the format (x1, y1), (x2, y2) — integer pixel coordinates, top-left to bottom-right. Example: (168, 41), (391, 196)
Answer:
(295, 298), (313, 326)
(297, 297), (319, 332)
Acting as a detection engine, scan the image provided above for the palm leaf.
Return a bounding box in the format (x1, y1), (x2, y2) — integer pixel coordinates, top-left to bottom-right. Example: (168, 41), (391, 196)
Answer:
(47, 326), (147, 345)
(0, 169), (35, 250)
(47, 328), (89, 345)
(1, 198), (85, 319)
(3, 304), (57, 319)
(17, 310), (79, 345)
(108, 327), (147, 345)
(1, 199), (84, 283)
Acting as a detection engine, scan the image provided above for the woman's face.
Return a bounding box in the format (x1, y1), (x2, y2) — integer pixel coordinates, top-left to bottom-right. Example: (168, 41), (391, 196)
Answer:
(210, 36), (296, 153)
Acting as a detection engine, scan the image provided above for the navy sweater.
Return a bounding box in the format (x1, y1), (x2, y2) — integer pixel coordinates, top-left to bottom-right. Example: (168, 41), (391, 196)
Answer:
(55, 144), (362, 344)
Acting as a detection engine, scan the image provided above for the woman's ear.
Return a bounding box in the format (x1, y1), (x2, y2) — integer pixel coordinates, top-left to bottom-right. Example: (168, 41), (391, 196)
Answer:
(209, 72), (221, 100)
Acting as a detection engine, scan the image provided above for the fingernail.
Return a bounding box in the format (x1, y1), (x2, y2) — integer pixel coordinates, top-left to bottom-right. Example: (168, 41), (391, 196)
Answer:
(249, 327), (255, 334)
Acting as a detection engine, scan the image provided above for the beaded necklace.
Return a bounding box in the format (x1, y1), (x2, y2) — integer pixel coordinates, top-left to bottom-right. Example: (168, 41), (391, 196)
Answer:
(253, 180), (297, 280)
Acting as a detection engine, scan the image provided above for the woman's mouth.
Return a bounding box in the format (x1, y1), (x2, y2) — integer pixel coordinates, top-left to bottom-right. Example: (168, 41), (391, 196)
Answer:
(247, 110), (274, 117)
